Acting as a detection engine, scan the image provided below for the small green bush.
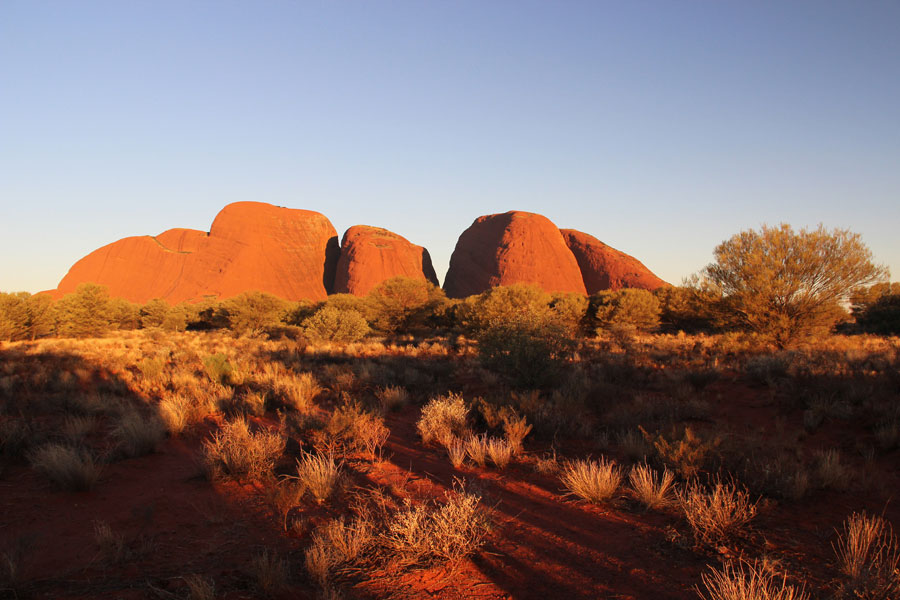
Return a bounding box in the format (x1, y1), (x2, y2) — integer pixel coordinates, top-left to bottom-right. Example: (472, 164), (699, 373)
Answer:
(591, 288), (661, 333)
(477, 319), (572, 388)
(301, 305), (370, 343)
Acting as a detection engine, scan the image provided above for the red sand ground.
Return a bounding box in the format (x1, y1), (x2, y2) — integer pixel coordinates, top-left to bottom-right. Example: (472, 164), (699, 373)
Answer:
(3, 374), (898, 599)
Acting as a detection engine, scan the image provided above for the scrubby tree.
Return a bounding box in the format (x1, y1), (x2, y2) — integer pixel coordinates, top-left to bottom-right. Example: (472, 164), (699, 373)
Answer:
(366, 276), (448, 334)
(699, 224), (888, 346)
(108, 297), (141, 330)
(53, 283), (113, 338)
(591, 288), (661, 333)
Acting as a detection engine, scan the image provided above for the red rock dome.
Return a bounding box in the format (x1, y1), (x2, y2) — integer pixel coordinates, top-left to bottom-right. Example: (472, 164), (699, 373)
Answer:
(334, 225), (439, 296)
(560, 229), (667, 293)
(443, 211), (587, 299)
(55, 202), (339, 303)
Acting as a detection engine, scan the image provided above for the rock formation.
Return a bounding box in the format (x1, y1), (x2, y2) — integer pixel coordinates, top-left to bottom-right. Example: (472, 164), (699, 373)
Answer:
(55, 202), (340, 304)
(443, 211), (587, 298)
(560, 229), (667, 293)
(333, 226), (439, 296)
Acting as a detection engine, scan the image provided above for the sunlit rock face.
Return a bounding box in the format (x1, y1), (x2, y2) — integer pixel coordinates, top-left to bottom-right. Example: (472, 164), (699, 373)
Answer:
(333, 225), (439, 296)
(55, 202), (340, 303)
(560, 229), (667, 293)
(443, 211), (587, 298)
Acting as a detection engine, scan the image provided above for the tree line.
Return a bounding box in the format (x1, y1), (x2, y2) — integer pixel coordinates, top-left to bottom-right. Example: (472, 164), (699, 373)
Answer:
(1, 223), (896, 345)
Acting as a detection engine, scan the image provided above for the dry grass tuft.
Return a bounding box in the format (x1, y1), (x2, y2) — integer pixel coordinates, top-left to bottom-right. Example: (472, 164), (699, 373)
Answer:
(29, 443), (101, 491)
(447, 437), (467, 469)
(485, 436), (514, 469)
(250, 549), (289, 595)
(628, 463), (676, 510)
(183, 574), (216, 600)
(832, 511), (900, 599)
(465, 434), (488, 467)
(678, 479), (758, 546)
(560, 457), (622, 503)
(698, 560), (809, 600)
(202, 418), (285, 481)
(113, 409), (166, 458)
(292, 451), (343, 505)
(93, 520), (128, 564)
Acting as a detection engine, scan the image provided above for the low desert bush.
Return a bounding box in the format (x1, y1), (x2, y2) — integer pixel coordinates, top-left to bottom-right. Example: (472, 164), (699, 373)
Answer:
(381, 488), (491, 567)
(29, 443), (101, 491)
(561, 457), (622, 503)
(678, 479), (758, 546)
(628, 463), (676, 510)
(832, 512), (900, 599)
(203, 418), (285, 481)
(291, 451), (343, 504)
(305, 516), (374, 585)
(698, 560), (809, 600)
(477, 319), (571, 389)
(417, 393), (469, 447)
(322, 401), (390, 458)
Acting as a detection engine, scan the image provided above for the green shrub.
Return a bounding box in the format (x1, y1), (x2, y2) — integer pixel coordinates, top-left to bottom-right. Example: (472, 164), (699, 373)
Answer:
(140, 298), (171, 328)
(301, 305), (370, 343)
(477, 318), (572, 388)
(456, 283), (553, 333)
(203, 353), (234, 385)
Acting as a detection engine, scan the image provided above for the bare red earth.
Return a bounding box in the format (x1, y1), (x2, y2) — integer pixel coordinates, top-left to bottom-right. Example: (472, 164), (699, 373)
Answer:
(443, 211), (587, 298)
(54, 202), (340, 304)
(333, 225), (439, 296)
(560, 228), (668, 293)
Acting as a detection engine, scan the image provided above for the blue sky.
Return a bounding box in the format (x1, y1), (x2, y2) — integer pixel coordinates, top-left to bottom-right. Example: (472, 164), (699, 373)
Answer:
(2, 1), (898, 293)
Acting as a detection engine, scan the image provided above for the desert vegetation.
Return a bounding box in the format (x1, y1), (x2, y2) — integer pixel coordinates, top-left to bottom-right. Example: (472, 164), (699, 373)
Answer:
(1, 226), (899, 599)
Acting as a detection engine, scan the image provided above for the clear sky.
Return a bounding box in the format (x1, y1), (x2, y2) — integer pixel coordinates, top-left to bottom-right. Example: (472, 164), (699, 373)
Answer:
(2, 1), (898, 293)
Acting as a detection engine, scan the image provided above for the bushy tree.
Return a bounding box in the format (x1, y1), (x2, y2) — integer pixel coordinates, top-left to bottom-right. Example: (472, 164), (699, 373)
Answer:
(140, 298), (171, 328)
(654, 285), (722, 333)
(0, 292), (29, 341)
(591, 288), (661, 333)
(220, 291), (292, 335)
(366, 276), (448, 334)
(54, 283), (113, 338)
(699, 224), (888, 346)
(301, 305), (370, 342)
(108, 297), (141, 330)
(477, 316), (573, 388)
(852, 282), (900, 335)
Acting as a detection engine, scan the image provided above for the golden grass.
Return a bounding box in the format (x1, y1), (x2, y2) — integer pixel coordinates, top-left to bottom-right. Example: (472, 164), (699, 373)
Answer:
(698, 560), (808, 600)
(417, 392), (469, 447)
(291, 451), (343, 505)
(832, 512), (900, 598)
(628, 463), (676, 510)
(560, 457), (622, 503)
